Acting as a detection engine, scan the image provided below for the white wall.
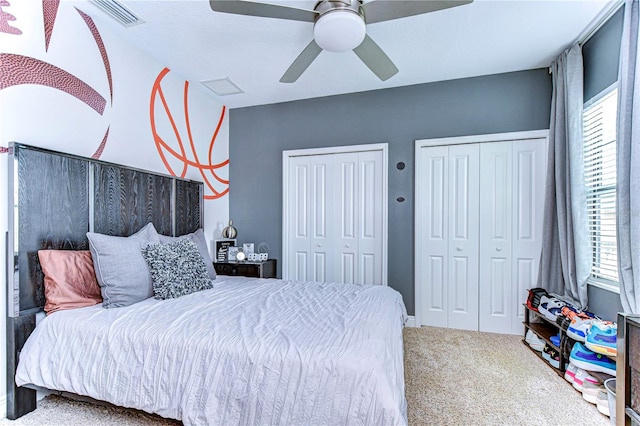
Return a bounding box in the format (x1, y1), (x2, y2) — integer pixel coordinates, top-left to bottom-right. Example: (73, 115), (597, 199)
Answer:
(0, 1), (230, 416)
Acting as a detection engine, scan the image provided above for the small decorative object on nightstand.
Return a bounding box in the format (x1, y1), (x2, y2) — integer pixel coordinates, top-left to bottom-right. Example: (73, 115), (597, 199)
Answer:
(257, 242), (270, 261)
(214, 259), (276, 278)
(222, 220), (237, 239)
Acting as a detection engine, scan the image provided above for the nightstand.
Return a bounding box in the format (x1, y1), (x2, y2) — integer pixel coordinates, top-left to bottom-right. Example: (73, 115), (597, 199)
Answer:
(214, 259), (277, 278)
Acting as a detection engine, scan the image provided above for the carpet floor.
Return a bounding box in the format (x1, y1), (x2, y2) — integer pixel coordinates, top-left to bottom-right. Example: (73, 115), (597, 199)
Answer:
(0, 326), (610, 425)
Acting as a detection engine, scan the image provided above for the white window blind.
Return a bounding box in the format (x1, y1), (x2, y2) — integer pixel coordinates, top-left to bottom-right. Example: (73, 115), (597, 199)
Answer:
(583, 88), (618, 285)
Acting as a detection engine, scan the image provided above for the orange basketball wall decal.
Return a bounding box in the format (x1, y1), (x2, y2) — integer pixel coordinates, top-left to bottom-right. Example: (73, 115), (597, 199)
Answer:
(150, 67), (229, 200)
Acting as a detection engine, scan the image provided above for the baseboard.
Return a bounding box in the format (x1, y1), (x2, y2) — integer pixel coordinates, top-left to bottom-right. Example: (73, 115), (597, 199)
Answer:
(405, 316), (416, 328)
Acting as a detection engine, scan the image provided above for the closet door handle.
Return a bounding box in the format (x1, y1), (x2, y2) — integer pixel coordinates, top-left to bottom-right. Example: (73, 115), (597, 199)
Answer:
(496, 247), (502, 252)
(316, 243), (322, 247)
(456, 247), (462, 251)
(345, 244), (350, 248)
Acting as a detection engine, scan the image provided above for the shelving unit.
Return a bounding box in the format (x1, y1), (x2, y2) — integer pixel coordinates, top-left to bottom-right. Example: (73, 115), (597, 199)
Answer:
(523, 304), (615, 383)
(523, 304), (567, 376)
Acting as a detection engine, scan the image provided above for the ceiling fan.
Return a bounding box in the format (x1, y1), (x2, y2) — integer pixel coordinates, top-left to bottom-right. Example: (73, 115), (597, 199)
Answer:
(209, 0), (473, 83)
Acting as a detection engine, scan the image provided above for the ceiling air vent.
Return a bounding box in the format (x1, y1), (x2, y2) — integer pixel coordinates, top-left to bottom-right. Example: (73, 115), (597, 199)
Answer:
(201, 78), (244, 96)
(89, 0), (144, 27)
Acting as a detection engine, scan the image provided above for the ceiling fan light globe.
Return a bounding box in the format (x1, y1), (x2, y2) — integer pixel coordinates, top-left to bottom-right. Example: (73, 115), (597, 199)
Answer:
(313, 10), (365, 52)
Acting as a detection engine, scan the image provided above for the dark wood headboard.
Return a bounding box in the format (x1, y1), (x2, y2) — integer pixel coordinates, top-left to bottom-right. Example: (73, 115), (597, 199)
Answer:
(5, 143), (203, 419)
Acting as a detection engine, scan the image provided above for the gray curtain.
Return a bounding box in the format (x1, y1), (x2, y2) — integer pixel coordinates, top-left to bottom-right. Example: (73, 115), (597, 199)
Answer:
(537, 44), (590, 308)
(618, 0), (640, 313)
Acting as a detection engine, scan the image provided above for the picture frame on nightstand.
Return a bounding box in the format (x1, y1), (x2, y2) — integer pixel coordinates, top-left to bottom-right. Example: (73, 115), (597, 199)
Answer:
(227, 246), (240, 262)
(242, 243), (254, 256)
(215, 239), (236, 262)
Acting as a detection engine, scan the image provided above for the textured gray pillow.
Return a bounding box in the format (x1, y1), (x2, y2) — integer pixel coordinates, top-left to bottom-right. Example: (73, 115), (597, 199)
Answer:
(142, 239), (213, 300)
(87, 223), (160, 308)
(158, 228), (216, 280)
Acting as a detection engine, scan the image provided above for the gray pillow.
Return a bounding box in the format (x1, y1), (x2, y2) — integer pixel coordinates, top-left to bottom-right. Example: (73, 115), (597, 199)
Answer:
(141, 239), (213, 300)
(158, 228), (216, 280)
(87, 223), (160, 308)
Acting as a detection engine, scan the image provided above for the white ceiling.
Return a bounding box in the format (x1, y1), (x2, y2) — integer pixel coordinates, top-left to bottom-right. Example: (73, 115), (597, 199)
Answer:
(78, 0), (616, 109)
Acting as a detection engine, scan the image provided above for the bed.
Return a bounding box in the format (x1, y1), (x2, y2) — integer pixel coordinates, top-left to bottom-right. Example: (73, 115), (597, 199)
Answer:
(16, 276), (407, 424)
(6, 143), (408, 425)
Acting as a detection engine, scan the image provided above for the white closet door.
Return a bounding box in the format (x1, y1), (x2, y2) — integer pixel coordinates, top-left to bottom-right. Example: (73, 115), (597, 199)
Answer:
(510, 138), (546, 334)
(478, 139), (546, 334)
(418, 145), (450, 328)
(418, 143), (479, 330)
(334, 150), (384, 285)
(286, 154), (335, 283)
(310, 155), (333, 283)
(447, 144), (480, 331)
(334, 152), (358, 284)
(358, 150), (384, 285)
(416, 132), (547, 334)
(284, 146), (387, 285)
(479, 142), (513, 334)
(287, 155), (312, 281)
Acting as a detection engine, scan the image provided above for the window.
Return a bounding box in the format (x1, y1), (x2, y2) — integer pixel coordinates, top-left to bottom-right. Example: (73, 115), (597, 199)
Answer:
(583, 87), (618, 286)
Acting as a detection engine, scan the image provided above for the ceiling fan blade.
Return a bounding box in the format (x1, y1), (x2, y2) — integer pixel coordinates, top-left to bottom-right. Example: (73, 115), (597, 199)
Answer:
(353, 35), (398, 81)
(361, 0), (473, 24)
(209, 0), (317, 22)
(280, 40), (323, 83)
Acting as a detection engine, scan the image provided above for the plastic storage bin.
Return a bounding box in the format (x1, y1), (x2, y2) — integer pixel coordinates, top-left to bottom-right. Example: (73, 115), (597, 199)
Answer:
(604, 378), (616, 425)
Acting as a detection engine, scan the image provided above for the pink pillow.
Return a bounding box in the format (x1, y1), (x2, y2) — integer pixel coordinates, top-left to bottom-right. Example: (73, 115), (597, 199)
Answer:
(38, 250), (102, 315)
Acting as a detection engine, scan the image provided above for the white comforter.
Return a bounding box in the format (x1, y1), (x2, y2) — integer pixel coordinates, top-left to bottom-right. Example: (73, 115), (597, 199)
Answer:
(16, 276), (408, 425)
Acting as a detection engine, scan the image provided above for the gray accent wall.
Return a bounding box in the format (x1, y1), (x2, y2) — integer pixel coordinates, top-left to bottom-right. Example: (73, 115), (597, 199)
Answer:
(229, 69), (551, 316)
(588, 286), (622, 322)
(582, 7), (624, 101)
